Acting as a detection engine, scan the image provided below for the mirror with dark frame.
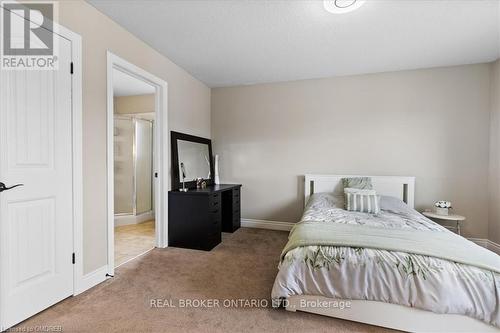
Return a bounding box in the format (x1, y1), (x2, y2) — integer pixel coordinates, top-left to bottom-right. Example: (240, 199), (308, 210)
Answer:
(171, 131), (214, 190)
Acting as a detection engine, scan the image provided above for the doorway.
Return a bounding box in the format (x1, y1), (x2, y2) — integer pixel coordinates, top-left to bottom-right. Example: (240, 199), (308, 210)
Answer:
(113, 71), (156, 267)
(106, 53), (168, 276)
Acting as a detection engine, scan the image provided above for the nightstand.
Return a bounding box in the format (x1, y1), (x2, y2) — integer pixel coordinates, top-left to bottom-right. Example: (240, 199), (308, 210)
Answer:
(422, 211), (466, 235)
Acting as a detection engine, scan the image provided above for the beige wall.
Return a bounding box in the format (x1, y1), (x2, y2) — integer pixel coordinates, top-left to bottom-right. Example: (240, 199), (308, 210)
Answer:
(47, 0), (499, 272)
(489, 60), (500, 243)
(114, 94), (155, 114)
(212, 64), (491, 239)
(56, 1), (211, 274)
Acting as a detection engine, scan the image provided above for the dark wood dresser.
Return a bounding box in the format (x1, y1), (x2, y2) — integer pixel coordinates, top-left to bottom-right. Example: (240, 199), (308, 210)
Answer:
(168, 184), (242, 251)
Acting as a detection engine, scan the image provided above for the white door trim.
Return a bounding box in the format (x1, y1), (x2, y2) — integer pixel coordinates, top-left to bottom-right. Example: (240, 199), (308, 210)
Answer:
(54, 26), (84, 297)
(106, 52), (169, 277)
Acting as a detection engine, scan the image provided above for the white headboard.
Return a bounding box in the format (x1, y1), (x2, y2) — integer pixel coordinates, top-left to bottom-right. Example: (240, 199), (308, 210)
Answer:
(304, 174), (415, 208)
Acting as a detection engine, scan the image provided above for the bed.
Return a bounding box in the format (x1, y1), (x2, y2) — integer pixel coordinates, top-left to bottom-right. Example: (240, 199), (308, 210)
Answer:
(271, 175), (500, 332)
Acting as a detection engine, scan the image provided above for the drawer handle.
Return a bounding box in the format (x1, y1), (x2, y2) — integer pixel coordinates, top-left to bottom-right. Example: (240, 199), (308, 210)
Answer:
(212, 209), (219, 214)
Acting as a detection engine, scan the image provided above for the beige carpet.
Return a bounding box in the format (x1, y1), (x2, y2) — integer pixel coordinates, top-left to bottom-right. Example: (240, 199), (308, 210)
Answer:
(115, 220), (155, 267)
(16, 228), (394, 333)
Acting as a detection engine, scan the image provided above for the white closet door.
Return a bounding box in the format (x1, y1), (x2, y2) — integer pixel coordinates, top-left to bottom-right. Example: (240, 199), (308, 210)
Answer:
(0, 35), (74, 329)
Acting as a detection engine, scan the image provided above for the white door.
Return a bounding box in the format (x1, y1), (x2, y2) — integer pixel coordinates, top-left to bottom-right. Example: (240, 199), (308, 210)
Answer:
(0, 34), (74, 329)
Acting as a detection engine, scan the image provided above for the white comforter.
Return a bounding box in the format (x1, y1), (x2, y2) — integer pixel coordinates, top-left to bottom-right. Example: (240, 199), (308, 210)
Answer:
(271, 193), (500, 327)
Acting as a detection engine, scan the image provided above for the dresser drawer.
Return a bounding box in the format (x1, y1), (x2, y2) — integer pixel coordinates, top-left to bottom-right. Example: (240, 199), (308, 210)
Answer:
(204, 233), (221, 250)
(211, 192), (221, 199)
(209, 197), (220, 213)
(210, 192), (221, 203)
(208, 219), (221, 233)
(233, 216), (240, 227)
(231, 210), (241, 231)
(233, 199), (241, 212)
(211, 210), (221, 224)
(207, 217), (221, 241)
(204, 211), (221, 250)
(233, 188), (241, 206)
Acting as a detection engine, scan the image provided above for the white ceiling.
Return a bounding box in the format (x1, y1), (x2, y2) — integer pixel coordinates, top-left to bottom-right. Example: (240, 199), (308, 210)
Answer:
(90, 0), (500, 88)
(113, 69), (155, 96)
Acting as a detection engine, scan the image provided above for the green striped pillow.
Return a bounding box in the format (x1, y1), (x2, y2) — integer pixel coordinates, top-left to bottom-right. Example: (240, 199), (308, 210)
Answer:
(342, 177), (373, 190)
(344, 188), (380, 214)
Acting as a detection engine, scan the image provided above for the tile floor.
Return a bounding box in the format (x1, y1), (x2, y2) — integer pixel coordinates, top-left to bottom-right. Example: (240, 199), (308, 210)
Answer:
(114, 220), (155, 267)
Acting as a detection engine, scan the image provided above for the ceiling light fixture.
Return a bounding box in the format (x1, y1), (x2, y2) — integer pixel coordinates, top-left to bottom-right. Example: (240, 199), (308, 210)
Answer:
(323, 0), (366, 14)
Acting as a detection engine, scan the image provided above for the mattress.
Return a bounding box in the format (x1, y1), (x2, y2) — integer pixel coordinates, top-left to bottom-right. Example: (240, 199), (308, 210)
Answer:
(271, 193), (500, 327)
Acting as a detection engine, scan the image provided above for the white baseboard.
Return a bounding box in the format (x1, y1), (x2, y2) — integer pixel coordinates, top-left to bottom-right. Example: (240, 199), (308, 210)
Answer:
(241, 218), (294, 231)
(468, 237), (488, 248)
(486, 240), (500, 254)
(467, 238), (500, 254)
(240, 219), (500, 255)
(115, 211), (154, 226)
(74, 265), (108, 295)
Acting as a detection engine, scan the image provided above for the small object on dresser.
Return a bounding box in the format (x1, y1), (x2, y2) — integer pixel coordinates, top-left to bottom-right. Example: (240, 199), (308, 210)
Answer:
(201, 180), (207, 189)
(180, 162), (188, 192)
(196, 178), (203, 189)
(435, 201), (452, 215)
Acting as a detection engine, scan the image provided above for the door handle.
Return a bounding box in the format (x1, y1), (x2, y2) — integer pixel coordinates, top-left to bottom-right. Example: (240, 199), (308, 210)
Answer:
(0, 182), (23, 193)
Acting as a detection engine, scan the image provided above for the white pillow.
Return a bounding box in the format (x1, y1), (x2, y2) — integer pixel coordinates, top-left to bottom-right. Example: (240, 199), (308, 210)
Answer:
(344, 188), (380, 214)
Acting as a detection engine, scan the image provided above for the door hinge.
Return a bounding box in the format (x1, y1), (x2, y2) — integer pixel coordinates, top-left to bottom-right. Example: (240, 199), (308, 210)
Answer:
(70, 62), (74, 75)
(72, 252), (76, 264)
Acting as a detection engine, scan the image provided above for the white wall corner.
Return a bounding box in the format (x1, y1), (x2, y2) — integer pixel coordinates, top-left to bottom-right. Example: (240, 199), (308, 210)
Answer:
(74, 265), (109, 296)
